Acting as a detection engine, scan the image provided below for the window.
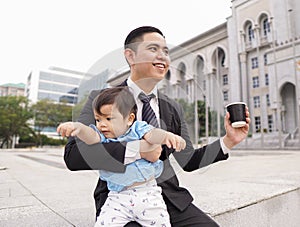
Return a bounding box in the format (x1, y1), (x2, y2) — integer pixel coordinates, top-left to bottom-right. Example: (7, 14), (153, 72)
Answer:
(253, 76), (259, 88)
(223, 90), (228, 101)
(255, 116), (261, 133)
(40, 72), (81, 85)
(248, 25), (255, 41)
(39, 82), (77, 93)
(263, 18), (270, 36)
(185, 80), (189, 94)
(38, 92), (77, 104)
(187, 80), (193, 102)
(266, 94), (270, 106)
(254, 96), (260, 108)
(221, 55), (225, 67)
(264, 54), (268, 65)
(223, 74), (228, 85)
(265, 73), (269, 86)
(268, 115), (273, 132)
(251, 57), (259, 69)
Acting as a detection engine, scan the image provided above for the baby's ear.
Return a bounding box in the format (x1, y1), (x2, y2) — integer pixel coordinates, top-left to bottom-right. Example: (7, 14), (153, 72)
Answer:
(127, 113), (135, 126)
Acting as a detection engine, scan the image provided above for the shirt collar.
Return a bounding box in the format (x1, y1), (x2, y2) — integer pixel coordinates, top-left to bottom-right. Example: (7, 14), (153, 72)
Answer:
(127, 77), (158, 100)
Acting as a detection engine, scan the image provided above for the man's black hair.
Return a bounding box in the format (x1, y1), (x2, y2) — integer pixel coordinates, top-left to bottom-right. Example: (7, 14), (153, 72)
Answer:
(124, 26), (165, 49)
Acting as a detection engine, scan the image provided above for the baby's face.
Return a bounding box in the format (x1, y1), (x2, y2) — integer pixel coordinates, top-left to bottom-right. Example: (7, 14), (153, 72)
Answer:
(94, 104), (131, 139)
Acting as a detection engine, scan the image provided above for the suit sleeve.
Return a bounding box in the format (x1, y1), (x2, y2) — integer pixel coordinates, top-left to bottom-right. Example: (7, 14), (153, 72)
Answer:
(64, 90), (126, 172)
(170, 100), (228, 172)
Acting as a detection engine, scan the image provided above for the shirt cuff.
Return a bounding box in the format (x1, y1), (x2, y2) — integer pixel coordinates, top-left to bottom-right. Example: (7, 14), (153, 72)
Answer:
(220, 136), (231, 154)
(124, 140), (141, 164)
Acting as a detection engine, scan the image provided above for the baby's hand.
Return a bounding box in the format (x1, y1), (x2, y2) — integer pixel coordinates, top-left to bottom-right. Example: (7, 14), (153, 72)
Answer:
(57, 122), (82, 137)
(164, 132), (186, 152)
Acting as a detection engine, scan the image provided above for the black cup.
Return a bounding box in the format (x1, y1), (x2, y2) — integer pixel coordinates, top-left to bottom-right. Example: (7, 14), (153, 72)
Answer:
(226, 102), (246, 128)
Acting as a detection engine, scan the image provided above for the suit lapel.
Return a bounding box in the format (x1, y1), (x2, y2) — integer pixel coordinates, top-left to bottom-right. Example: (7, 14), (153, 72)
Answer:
(158, 92), (173, 131)
(118, 80), (128, 87)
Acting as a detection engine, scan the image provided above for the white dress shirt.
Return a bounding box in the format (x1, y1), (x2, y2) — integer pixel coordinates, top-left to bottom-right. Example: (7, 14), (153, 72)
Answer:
(124, 77), (229, 164)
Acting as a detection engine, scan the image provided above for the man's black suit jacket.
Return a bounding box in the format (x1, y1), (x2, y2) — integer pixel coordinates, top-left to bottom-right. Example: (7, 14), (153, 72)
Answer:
(64, 81), (229, 217)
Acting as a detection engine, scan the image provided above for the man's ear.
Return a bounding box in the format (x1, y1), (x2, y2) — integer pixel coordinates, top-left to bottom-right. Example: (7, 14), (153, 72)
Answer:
(124, 48), (135, 66)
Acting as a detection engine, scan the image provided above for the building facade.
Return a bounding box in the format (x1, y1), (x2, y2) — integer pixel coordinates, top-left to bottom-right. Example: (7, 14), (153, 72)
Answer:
(106, 0), (300, 148)
(229, 0), (300, 147)
(25, 67), (87, 139)
(0, 83), (25, 97)
(26, 67), (85, 105)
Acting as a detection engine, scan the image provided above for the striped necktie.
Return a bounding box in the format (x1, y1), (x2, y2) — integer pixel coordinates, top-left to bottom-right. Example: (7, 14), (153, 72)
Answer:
(138, 92), (159, 128)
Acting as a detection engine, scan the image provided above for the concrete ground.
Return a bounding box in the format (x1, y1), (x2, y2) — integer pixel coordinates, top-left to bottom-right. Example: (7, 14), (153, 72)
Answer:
(1, 147), (300, 227)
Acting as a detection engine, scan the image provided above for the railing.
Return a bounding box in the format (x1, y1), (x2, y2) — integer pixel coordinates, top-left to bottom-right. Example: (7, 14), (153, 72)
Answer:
(291, 127), (299, 139)
(284, 127), (299, 146)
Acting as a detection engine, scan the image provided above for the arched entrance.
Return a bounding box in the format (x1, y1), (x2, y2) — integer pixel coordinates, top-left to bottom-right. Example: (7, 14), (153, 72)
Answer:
(280, 82), (297, 133)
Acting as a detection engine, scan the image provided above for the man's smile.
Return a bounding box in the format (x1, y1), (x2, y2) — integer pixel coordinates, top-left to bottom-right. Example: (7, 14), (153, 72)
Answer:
(152, 62), (166, 70)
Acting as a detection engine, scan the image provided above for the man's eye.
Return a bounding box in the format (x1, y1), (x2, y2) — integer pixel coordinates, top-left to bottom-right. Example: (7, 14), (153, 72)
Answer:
(149, 47), (157, 51)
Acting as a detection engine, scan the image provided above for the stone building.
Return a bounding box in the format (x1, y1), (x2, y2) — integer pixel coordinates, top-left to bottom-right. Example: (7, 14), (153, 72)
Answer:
(229, 0), (300, 147)
(0, 83), (25, 97)
(106, 0), (300, 148)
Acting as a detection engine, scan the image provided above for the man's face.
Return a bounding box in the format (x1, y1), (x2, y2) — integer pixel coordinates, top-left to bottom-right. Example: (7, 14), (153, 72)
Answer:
(130, 32), (170, 83)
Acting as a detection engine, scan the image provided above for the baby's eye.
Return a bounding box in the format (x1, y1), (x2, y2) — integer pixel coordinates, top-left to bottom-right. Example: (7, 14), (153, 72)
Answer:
(106, 118), (112, 121)
(95, 119), (100, 122)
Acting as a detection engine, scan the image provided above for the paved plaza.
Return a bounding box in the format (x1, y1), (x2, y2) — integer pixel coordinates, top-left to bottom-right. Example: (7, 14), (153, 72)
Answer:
(1, 147), (300, 226)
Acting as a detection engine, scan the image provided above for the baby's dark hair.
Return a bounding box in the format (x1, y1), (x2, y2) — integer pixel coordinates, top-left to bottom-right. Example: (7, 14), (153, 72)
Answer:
(92, 87), (137, 119)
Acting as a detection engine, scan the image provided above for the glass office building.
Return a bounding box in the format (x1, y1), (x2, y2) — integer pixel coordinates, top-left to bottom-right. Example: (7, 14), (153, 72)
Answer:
(26, 67), (85, 105)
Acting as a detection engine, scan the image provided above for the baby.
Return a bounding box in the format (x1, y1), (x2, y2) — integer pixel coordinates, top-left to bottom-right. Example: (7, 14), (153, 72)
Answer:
(57, 87), (186, 226)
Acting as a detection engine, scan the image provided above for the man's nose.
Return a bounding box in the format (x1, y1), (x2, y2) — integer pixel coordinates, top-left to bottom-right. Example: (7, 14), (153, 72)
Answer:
(157, 49), (165, 57)
(157, 49), (169, 61)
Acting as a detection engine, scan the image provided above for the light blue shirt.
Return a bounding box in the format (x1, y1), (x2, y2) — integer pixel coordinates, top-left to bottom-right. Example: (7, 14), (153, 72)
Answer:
(89, 121), (164, 192)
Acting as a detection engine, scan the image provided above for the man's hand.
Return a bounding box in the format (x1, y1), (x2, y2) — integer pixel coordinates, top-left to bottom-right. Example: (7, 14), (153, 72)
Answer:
(223, 106), (251, 149)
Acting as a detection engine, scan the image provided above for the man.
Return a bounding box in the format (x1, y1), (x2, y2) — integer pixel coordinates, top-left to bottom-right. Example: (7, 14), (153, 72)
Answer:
(64, 26), (250, 226)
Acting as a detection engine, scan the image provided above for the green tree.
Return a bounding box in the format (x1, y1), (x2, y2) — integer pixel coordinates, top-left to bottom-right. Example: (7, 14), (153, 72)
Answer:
(31, 99), (72, 147)
(177, 99), (195, 126)
(72, 94), (88, 121)
(176, 99), (225, 143)
(196, 100), (207, 137)
(0, 96), (33, 148)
